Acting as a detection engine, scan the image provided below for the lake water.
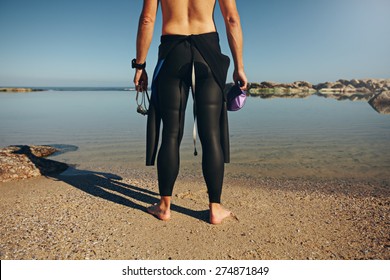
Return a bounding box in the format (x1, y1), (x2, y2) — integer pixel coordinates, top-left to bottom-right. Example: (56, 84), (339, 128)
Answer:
(1, 90), (389, 181)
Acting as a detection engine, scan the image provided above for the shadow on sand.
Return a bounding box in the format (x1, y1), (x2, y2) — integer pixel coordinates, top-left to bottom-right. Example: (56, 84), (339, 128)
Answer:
(50, 167), (209, 223)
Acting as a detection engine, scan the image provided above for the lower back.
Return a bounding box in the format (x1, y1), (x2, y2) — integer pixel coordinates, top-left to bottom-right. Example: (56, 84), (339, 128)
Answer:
(160, 0), (217, 35)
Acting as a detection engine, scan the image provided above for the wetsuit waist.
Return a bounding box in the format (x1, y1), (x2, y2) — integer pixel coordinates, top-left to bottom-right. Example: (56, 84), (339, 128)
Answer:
(160, 31), (219, 44)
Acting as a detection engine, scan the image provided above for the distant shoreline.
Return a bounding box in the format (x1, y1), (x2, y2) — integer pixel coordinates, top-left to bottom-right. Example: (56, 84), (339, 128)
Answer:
(0, 87), (133, 92)
(0, 87), (45, 92)
(1, 78), (389, 94)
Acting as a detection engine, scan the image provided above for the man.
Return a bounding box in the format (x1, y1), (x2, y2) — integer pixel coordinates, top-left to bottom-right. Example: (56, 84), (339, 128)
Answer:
(133, 0), (247, 224)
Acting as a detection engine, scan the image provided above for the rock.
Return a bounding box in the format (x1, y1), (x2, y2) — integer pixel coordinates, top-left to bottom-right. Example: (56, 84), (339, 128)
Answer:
(318, 88), (342, 94)
(369, 90), (390, 114)
(261, 81), (279, 88)
(3, 145), (58, 157)
(318, 81), (346, 90)
(332, 82), (344, 89)
(293, 81), (313, 88)
(0, 145), (68, 182)
(314, 82), (337, 91)
(0, 88), (44, 93)
(351, 79), (365, 88)
(337, 79), (350, 86)
(247, 82), (260, 89)
(344, 84), (356, 92)
(355, 87), (372, 94)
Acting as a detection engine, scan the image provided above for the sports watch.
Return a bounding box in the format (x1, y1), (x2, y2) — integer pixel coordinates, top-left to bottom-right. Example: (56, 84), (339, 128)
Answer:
(132, 59), (146, 70)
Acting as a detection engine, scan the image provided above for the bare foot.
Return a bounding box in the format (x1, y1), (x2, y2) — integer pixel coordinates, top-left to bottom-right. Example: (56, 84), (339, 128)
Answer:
(209, 203), (238, 225)
(147, 203), (171, 221)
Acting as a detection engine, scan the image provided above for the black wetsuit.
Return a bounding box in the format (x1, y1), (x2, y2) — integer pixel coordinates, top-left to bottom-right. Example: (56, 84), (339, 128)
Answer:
(146, 32), (230, 203)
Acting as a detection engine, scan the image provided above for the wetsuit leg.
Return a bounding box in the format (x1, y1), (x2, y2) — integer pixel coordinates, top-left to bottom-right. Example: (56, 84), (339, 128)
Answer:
(155, 39), (225, 203)
(156, 42), (191, 197)
(193, 49), (224, 203)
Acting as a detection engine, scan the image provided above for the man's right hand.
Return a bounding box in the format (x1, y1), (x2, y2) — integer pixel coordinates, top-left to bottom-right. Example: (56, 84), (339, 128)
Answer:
(233, 69), (248, 91)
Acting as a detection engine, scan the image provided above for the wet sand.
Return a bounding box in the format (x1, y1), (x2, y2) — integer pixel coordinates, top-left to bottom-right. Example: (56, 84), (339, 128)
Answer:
(0, 165), (389, 260)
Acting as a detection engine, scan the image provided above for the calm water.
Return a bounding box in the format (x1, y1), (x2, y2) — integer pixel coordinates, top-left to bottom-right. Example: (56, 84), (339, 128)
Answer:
(1, 90), (389, 181)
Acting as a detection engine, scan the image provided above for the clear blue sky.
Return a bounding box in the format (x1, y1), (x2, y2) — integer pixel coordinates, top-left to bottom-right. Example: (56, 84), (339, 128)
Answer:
(0, 0), (389, 86)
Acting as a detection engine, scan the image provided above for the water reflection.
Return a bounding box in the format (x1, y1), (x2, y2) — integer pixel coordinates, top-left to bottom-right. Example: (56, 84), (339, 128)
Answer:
(1, 90), (389, 181)
(315, 92), (372, 101)
(368, 92), (390, 115)
(247, 91), (390, 114)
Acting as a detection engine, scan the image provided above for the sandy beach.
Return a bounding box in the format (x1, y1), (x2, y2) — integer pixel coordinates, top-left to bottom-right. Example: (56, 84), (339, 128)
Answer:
(1, 165), (389, 260)
(1, 88), (389, 261)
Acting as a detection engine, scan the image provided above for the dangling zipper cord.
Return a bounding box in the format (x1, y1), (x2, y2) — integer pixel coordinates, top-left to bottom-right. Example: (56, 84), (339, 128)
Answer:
(191, 62), (198, 156)
(188, 36), (198, 157)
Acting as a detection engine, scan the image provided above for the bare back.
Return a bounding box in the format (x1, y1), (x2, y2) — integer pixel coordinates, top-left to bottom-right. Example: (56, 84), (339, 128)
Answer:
(160, 0), (217, 35)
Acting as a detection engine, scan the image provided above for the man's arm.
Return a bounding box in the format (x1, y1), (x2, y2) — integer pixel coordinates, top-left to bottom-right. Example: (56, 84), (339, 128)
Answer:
(218, 0), (247, 89)
(134, 0), (158, 90)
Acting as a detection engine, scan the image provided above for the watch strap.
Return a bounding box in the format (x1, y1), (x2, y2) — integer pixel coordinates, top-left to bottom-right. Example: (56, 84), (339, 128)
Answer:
(132, 59), (146, 69)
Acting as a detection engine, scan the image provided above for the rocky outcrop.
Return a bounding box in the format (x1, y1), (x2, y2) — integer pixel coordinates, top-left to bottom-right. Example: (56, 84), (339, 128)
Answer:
(247, 81), (315, 98)
(313, 79), (389, 94)
(246, 79), (390, 100)
(368, 90), (390, 114)
(314, 79), (390, 101)
(248, 81), (313, 98)
(0, 145), (68, 182)
(0, 88), (44, 93)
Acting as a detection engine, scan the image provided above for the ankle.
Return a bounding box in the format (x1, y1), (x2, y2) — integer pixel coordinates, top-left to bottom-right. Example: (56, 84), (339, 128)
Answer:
(209, 202), (222, 211)
(159, 196), (171, 210)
